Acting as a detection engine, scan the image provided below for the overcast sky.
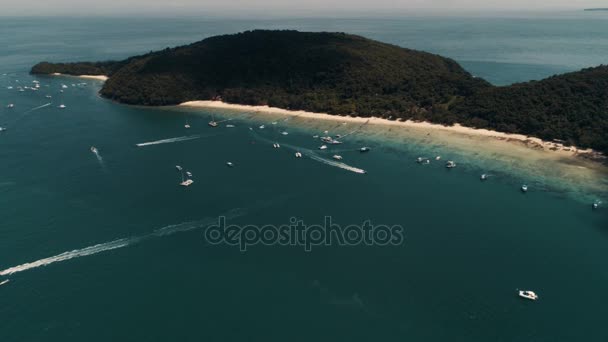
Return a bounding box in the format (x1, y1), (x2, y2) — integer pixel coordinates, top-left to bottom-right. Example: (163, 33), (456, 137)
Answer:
(1, 0), (606, 16)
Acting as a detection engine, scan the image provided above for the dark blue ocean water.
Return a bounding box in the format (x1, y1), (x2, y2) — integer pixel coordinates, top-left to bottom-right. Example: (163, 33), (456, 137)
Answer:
(0, 14), (607, 341)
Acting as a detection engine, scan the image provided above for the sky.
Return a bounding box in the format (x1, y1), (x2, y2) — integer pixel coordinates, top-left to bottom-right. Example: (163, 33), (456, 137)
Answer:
(0, 0), (606, 16)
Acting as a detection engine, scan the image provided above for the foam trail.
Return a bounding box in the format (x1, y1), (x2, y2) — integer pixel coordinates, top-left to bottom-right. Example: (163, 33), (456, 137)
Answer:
(92, 150), (107, 171)
(136, 135), (202, 147)
(250, 131), (366, 174)
(0, 208), (248, 277)
(23, 103), (52, 114)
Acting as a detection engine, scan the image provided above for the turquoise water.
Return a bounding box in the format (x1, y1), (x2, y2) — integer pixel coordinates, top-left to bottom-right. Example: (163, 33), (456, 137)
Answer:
(1, 14), (607, 341)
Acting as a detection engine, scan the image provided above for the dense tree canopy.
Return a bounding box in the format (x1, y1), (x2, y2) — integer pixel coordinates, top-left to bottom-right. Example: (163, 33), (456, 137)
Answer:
(31, 30), (608, 154)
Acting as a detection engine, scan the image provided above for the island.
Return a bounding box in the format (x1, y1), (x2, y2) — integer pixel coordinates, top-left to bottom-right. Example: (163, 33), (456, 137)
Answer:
(31, 30), (608, 155)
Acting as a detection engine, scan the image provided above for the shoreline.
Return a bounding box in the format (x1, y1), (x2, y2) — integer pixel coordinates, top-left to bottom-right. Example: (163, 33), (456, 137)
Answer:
(50, 73), (109, 81)
(179, 100), (605, 163)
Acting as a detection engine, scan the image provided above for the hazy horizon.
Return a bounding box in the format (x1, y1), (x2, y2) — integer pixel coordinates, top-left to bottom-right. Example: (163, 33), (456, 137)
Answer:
(1, 1), (608, 16)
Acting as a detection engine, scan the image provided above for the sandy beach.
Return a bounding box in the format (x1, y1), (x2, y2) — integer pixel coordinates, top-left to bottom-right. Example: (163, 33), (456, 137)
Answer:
(50, 73), (109, 81)
(179, 100), (603, 161)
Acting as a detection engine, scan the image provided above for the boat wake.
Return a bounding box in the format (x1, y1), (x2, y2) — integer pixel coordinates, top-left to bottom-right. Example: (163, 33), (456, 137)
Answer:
(250, 131), (366, 174)
(24, 102), (52, 114)
(0, 208), (246, 277)
(136, 134), (206, 147)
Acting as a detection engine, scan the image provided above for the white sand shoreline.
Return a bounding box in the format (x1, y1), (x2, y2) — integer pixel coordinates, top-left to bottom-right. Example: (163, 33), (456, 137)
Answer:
(179, 100), (604, 162)
(50, 73), (109, 81)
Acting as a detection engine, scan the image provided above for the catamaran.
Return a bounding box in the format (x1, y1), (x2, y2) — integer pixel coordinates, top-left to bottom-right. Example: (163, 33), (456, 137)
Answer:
(58, 104), (66, 109)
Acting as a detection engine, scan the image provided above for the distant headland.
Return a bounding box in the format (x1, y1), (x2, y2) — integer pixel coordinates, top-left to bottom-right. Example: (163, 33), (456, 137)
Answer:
(584, 8), (608, 11)
(31, 30), (608, 155)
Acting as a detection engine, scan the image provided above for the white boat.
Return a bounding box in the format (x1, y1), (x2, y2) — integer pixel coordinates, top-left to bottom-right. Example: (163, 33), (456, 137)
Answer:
(0, 279), (9, 286)
(272, 143), (280, 148)
(276, 143), (280, 148)
(180, 179), (194, 187)
(435, 156), (441, 160)
(184, 124), (191, 128)
(7, 104), (14, 108)
(319, 145), (328, 150)
(518, 290), (538, 301)
(226, 124), (235, 128)
(226, 162), (234, 167)
(521, 184), (528, 192)
(360, 147), (370, 153)
(61, 84), (68, 89)
(593, 201), (601, 209)
(295, 152), (302, 158)
(186, 171), (193, 177)
(333, 155), (343, 160)
(90, 146), (98, 154)
(0, 127), (6, 132)
(259, 125), (265, 129)
(281, 131), (288, 135)
(58, 104), (66, 109)
(208, 121), (218, 127)
(446, 161), (456, 168)
(481, 174), (488, 180)
(313, 135), (319, 138)
(175, 165), (182, 171)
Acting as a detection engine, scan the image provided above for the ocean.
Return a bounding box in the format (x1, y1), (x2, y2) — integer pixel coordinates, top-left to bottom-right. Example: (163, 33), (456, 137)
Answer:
(0, 13), (607, 341)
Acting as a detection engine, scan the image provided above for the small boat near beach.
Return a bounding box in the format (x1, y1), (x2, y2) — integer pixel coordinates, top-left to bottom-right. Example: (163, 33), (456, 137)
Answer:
(208, 121), (218, 127)
(446, 161), (457, 168)
(521, 184), (528, 192)
(481, 174), (488, 180)
(360, 147), (370, 153)
(518, 290), (538, 301)
(259, 125), (265, 129)
(272, 143), (280, 148)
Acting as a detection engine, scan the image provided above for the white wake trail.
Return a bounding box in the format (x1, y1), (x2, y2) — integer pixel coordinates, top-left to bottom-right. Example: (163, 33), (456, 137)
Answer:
(0, 208), (248, 277)
(24, 102), (52, 113)
(136, 135), (202, 147)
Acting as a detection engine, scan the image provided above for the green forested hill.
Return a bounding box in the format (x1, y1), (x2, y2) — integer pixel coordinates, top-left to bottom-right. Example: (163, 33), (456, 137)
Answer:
(31, 30), (608, 154)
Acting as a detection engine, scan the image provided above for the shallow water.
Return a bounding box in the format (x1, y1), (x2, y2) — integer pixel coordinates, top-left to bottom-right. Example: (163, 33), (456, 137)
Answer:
(0, 14), (607, 341)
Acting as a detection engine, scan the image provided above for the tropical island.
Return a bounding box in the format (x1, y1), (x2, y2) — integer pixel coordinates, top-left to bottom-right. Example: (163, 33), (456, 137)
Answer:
(31, 30), (608, 155)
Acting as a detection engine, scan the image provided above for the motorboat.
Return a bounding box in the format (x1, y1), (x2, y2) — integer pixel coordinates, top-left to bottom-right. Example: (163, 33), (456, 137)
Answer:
(593, 201), (601, 209)
(90, 146), (98, 154)
(360, 147), (370, 153)
(0, 127), (6, 132)
(180, 179), (194, 187)
(481, 174), (488, 180)
(175, 165), (183, 171)
(226, 162), (234, 167)
(435, 156), (441, 160)
(186, 171), (193, 177)
(259, 125), (265, 129)
(58, 104), (66, 109)
(518, 290), (538, 301)
(208, 121), (218, 127)
(319, 145), (328, 150)
(295, 152), (302, 158)
(184, 124), (191, 128)
(445, 161), (457, 168)
(521, 184), (528, 192)
(332, 155), (343, 160)
(281, 131), (289, 135)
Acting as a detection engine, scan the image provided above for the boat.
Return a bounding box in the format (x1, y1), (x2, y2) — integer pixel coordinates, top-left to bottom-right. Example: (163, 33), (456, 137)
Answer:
(0, 279), (9, 286)
(61, 84), (68, 89)
(226, 124), (235, 128)
(276, 143), (280, 148)
(295, 152), (302, 158)
(6, 104), (14, 108)
(273, 143), (280, 148)
(208, 121), (218, 127)
(445, 161), (457, 168)
(593, 201), (601, 209)
(313, 135), (319, 138)
(186, 171), (193, 177)
(45, 95), (52, 98)
(481, 174), (488, 180)
(333, 155), (343, 160)
(175, 165), (182, 171)
(518, 290), (538, 301)
(259, 125), (265, 129)
(180, 179), (194, 187)
(319, 145), (328, 150)
(281, 131), (289, 135)
(521, 184), (528, 192)
(435, 156), (441, 160)
(90, 146), (98, 154)
(329, 139), (342, 145)
(226, 162), (234, 167)
(58, 104), (66, 109)
(360, 147), (370, 153)
(416, 157), (429, 164)
(0, 127), (6, 132)
(321, 136), (333, 143)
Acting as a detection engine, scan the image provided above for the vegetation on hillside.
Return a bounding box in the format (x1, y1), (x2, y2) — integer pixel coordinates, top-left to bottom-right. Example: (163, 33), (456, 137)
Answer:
(31, 30), (608, 154)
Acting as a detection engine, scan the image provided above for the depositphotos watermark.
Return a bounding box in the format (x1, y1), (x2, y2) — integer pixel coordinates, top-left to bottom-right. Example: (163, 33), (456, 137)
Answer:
(204, 216), (404, 251)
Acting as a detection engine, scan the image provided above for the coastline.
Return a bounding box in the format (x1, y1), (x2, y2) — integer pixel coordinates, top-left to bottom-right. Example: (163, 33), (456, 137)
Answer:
(179, 100), (604, 162)
(50, 73), (109, 81)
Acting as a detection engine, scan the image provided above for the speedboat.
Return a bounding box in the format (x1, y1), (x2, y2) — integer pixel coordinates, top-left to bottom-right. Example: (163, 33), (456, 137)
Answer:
(435, 156), (441, 160)
(446, 161), (457, 168)
(332, 155), (343, 160)
(295, 152), (302, 158)
(521, 184), (528, 192)
(0, 279), (9, 286)
(58, 104), (66, 109)
(90, 146), (98, 154)
(180, 179), (194, 187)
(360, 147), (370, 153)
(184, 124), (191, 128)
(593, 201), (601, 209)
(226, 162), (234, 167)
(319, 145), (328, 150)
(208, 121), (218, 127)
(481, 174), (488, 180)
(259, 125), (265, 129)
(186, 171), (193, 177)
(313, 135), (319, 138)
(518, 290), (538, 301)
(175, 165), (183, 171)
(281, 131), (289, 135)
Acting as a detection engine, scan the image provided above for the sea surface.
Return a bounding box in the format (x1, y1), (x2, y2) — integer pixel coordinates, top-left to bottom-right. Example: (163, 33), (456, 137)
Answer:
(0, 14), (607, 341)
